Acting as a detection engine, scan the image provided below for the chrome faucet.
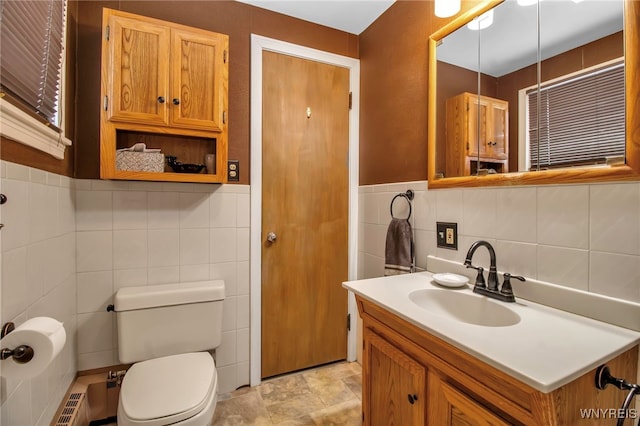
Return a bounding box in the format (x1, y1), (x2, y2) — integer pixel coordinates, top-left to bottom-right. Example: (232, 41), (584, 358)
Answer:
(464, 240), (525, 303)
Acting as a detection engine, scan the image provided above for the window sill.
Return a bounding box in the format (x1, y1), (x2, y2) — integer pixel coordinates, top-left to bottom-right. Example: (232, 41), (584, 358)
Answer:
(0, 98), (71, 160)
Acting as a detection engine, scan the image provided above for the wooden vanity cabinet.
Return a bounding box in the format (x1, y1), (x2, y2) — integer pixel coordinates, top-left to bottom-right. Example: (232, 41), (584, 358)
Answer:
(357, 296), (638, 426)
(446, 92), (509, 177)
(364, 329), (427, 425)
(100, 8), (228, 183)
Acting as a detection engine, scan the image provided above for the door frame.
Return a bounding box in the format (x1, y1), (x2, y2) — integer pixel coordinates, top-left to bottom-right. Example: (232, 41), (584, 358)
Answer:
(250, 34), (360, 386)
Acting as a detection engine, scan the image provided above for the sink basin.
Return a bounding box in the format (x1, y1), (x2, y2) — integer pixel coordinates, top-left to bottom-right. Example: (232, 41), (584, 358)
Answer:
(408, 289), (521, 327)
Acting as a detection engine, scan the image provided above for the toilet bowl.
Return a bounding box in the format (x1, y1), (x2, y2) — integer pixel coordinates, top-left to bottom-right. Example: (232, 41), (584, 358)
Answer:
(117, 352), (218, 426)
(114, 281), (225, 426)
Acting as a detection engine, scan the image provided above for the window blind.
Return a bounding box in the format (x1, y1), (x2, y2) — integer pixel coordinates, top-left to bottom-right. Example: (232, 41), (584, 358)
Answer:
(527, 62), (625, 169)
(0, 0), (66, 126)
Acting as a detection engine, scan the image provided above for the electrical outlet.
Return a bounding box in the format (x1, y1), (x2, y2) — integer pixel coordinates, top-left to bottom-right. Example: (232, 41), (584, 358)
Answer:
(227, 160), (239, 182)
(446, 228), (454, 245)
(436, 222), (458, 250)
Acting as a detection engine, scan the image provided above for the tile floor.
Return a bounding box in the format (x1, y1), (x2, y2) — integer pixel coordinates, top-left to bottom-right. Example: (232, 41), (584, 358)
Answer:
(212, 361), (363, 425)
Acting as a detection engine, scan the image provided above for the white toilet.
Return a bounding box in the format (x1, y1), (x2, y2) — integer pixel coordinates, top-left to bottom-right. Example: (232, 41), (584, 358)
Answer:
(113, 280), (225, 426)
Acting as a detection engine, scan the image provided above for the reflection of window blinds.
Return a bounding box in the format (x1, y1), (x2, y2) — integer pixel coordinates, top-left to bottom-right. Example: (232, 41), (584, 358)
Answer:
(527, 62), (625, 169)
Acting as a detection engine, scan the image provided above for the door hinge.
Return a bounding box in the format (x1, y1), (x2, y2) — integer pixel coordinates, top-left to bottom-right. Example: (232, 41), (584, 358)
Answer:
(223, 50), (227, 64)
(222, 111), (227, 125)
(105, 25), (110, 41)
(347, 313), (351, 331)
(103, 96), (108, 111)
(348, 92), (352, 110)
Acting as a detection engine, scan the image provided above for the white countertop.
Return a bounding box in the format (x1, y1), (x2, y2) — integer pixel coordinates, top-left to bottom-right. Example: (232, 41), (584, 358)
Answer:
(344, 271), (640, 393)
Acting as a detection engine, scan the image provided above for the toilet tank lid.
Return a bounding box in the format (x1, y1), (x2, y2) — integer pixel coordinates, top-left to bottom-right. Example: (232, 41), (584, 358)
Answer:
(114, 280), (225, 312)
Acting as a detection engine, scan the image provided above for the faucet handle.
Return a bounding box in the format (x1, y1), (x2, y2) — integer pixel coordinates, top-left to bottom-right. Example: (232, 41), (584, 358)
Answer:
(466, 265), (486, 288)
(500, 273), (525, 297)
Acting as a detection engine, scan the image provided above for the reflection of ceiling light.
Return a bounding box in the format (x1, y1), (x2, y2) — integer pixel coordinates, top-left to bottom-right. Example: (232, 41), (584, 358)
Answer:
(467, 9), (494, 30)
(435, 0), (461, 18)
(517, 0), (539, 5)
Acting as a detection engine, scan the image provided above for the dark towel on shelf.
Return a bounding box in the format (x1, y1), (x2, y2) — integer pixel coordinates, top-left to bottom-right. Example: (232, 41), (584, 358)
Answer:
(384, 218), (414, 276)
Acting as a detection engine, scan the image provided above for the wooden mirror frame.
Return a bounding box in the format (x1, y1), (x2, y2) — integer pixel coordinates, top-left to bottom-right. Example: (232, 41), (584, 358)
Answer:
(427, 0), (640, 189)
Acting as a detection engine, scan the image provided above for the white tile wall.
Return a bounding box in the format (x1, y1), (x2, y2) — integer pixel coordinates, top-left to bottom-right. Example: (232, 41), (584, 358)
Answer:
(1, 162), (77, 426)
(1, 162), (252, 425)
(7, 158), (638, 425)
(358, 181), (640, 304)
(73, 180), (251, 395)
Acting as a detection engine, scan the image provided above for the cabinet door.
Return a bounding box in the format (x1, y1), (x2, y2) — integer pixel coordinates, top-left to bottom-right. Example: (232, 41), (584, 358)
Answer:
(466, 94), (490, 157)
(428, 371), (511, 426)
(170, 29), (227, 131)
(107, 15), (170, 125)
(365, 330), (426, 426)
(488, 100), (508, 159)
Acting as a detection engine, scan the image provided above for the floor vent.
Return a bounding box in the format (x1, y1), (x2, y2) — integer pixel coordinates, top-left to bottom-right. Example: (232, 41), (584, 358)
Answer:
(54, 392), (85, 426)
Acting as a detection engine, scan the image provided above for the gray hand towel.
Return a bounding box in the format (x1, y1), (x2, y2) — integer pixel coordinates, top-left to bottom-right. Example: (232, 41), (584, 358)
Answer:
(384, 218), (414, 276)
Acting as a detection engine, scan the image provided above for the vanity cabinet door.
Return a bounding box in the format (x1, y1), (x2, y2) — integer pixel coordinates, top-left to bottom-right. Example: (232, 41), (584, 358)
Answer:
(364, 329), (426, 426)
(428, 371), (511, 426)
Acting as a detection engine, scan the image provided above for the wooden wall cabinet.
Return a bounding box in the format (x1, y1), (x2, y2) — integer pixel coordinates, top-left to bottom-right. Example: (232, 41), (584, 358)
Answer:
(446, 92), (509, 177)
(357, 296), (638, 426)
(100, 8), (229, 183)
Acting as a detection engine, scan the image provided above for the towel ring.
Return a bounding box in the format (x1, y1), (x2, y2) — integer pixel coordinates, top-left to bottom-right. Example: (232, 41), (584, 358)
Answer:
(390, 190), (414, 220)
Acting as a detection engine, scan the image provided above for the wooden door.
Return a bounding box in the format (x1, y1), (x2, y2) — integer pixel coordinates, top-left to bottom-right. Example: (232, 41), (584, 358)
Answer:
(428, 371), (511, 426)
(170, 28), (227, 131)
(261, 51), (349, 379)
(364, 330), (426, 426)
(106, 13), (169, 125)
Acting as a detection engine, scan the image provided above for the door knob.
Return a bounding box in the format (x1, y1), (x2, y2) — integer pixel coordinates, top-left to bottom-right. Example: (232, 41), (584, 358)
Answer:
(266, 232), (277, 243)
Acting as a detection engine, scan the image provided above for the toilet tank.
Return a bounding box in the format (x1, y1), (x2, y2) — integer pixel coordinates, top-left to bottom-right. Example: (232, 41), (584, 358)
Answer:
(114, 280), (224, 364)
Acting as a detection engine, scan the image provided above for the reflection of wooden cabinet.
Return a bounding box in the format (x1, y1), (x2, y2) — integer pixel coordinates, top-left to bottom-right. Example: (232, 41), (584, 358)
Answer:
(356, 296), (638, 426)
(446, 92), (508, 177)
(100, 8), (228, 183)
(364, 329), (426, 425)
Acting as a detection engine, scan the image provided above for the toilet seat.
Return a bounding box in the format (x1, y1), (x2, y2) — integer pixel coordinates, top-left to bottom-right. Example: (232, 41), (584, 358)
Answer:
(119, 352), (217, 426)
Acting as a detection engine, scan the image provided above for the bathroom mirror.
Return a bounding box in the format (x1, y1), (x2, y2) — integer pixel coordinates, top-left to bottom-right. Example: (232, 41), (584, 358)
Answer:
(427, 0), (640, 188)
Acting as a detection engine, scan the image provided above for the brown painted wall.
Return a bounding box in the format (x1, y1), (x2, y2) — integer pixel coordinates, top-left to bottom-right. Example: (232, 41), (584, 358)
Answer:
(74, 1), (358, 184)
(359, 1), (432, 186)
(358, 1), (480, 185)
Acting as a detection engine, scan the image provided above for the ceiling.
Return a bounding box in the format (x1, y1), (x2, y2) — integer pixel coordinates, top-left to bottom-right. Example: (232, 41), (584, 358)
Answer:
(437, 0), (624, 77)
(235, 0), (396, 34)
(235, 0), (624, 76)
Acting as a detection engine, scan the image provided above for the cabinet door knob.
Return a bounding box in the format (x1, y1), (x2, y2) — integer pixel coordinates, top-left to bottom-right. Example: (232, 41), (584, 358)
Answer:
(157, 96), (165, 104)
(172, 98), (180, 105)
(407, 394), (418, 404)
